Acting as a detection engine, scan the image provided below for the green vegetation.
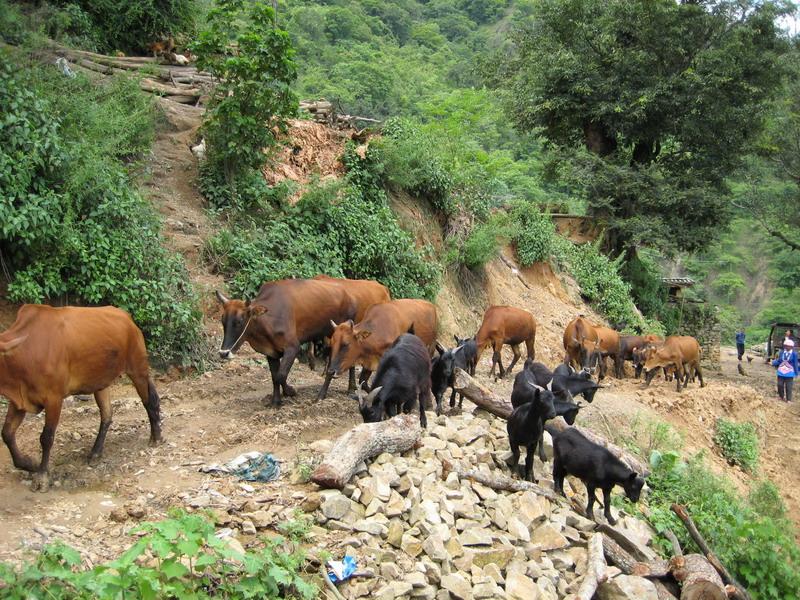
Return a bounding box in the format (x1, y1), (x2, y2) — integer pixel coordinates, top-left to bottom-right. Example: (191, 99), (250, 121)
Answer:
(511, 200), (555, 267)
(490, 0), (790, 258)
(0, 52), (203, 366)
(193, 0), (298, 194)
(205, 146), (440, 300)
(0, 510), (315, 599)
(714, 418), (760, 472)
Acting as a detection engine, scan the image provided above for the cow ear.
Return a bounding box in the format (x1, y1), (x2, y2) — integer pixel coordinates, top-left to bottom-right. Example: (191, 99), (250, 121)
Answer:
(249, 305), (267, 317)
(454, 335), (460, 344)
(628, 472), (638, 482)
(347, 320), (354, 329)
(215, 290), (229, 305)
(356, 330), (371, 341)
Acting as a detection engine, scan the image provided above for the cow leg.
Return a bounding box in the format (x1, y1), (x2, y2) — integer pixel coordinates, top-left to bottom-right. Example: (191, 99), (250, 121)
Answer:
(493, 341), (505, 378)
(525, 335), (535, 362)
(347, 367), (356, 393)
(602, 487), (616, 525)
(524, 443), (536, 482)
(88, 388), (113, 464)
(307, 342), (316, 372)
(585, 484), (597, 521)
(131, 376), (162, 446)
(2, 404), (37, 472)
(33, 401), (63, 492)
(537, 429), (548, 463)
(358, 368), (372, 389)
(417, 387), (428, 429)
(553, 454), (566, 496)
(506, 442), (521, 478)
(614, 355), (623, 378)
(644, 368), (658, 387)
(695, 363), (705, 388)
(317, 372), (334, 400)
(634, 364), (643, 379)
(266, 356), (282, 406)
(277, 346), (299, 399)
(449, 387), (458, 409)
(506, 344), (522, 377)
(675, 362), (685, 392)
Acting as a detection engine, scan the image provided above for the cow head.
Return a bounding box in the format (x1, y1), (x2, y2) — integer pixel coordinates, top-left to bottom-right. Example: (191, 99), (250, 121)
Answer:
(529, 382), (558, 421)
(576, 338), (602, 373)
(642, 345), (668, 373)
(216, 291), (266, 360)
(622, 472), (646, 503)
(328, 320), (370, 376)
(357, 385), (384, 423)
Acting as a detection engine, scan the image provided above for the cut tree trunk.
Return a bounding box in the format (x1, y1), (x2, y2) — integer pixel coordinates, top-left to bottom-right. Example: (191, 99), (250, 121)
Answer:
(311, 413), (421, 489)
(669, 554), (726, 600)
(577, 532), (607, 600)
(452, 368), (650, 476)
(670, 504), (751, 600)
(440, 460), (563, 503)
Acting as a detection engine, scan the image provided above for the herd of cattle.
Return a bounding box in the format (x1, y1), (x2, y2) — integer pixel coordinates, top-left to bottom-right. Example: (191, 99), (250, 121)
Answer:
(0, 275), (700, 516)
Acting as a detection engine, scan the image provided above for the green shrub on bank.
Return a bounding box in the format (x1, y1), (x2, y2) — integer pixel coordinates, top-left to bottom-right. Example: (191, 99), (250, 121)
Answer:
(510, 200), (555, 266)
(0, 510), (315, 599)
(0, 55), (203, 367)
(714, 418), (759, 472)
(645, 450), (800, 599)
(460, 213), (513, 270)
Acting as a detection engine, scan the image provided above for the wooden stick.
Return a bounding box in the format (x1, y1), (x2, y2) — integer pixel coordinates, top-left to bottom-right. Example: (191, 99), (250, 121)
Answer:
(577, 532), (607, 600)
(664, 529), (683, 557)
(311, 413), (422, 489)
(452, 368), (650, 476)
(440, 460), (564, 503)
(319, 565), (346, 600)
(670, 505), (751, 600)
(597, 523), (652, 562)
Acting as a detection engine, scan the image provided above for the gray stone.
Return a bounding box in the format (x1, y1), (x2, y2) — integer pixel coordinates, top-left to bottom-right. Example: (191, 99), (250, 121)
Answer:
(375, 581), (413, 600)
(531, 523), (568, 551)
(410, 585), (436, 600)
(387, 520), (404, 548)
(440, 573), (473, 600)
(598, 575), (659, 600)
(240, 520), (256, 535)
(402, 533), (424, 558)
(321, 492), (354, 521)
(422, 534), (448, 562)
(507, 516), (530, 543)
(380, 562), (402, 580)
(518, 491), (549, 526)
(506, 571), (540, 600)
(405, 571), (427, 588)
(353, 519), (387, 536)
(483, 562), (505, 584)
(458, 528), (493, 547)
(473, 580), (502, 599)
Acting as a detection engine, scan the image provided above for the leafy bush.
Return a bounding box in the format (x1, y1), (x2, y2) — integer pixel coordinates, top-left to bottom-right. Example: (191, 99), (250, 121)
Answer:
(460, 213), (513, 270)
(748, 480), (787, 521)
(510, 200), (555, 266)
(206, 179), (440, 300)
(714, 418), (759, 472)
(374, 117), (455, 215)
(645, 450), (800, 600)
(620, 251), (667, 319)
(0, 55), (203, 367)
(0, 510), (315, 599)
(193, 0), (298, 194)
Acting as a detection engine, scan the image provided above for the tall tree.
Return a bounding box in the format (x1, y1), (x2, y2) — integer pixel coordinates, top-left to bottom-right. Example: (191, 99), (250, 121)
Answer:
(490, 0), (790, 257)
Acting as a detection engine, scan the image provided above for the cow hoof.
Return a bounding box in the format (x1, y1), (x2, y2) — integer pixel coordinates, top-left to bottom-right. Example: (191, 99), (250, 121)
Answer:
(149, 436), (163, 447)
(283, 385), (297, 397)
(31, 473), (50, 493)
(87, 453), (102, 466)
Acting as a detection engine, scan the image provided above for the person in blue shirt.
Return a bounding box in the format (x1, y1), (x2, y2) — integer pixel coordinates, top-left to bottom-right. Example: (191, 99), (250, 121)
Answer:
(735, 329), (746, 361)
(772, 339), (799, 402)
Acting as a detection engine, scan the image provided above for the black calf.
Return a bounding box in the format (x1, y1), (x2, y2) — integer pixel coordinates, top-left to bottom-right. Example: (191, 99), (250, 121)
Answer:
(506, 384), (557, 482)
(552, 428), (645, 524)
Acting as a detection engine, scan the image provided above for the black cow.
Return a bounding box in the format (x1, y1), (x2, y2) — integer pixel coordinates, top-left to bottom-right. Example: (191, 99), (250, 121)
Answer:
(357, 334), (431, 428)
(453, 336), (477, 376)
(553, 428), (645, 525)
(552, 363), (603, 403)
(506, 383), (557, 483)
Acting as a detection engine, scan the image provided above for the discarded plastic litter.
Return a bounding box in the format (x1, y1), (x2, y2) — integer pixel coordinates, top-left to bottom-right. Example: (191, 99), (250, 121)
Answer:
(327, 556), (357, 584)
(200, 452), (281, 482)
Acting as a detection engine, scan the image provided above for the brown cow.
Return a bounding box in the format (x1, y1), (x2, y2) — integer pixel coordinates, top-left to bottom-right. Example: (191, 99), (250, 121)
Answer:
(326, 299), (438, 390)
(475, 306), (537, 379)
(643, 335), (705, 392)
(0, 305), (162, 492)
(312, 275), (390, 398)
(594, 325), (622, 379)
(621, 335), (663, 378)
(563, 316), (601, 373)
(216, 278), (357, 406)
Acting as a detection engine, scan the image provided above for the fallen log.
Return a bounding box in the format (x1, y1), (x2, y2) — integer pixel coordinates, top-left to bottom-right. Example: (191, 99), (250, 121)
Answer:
(602, 535), (678, 599)
(440, 460), (563, 503)
(670, 504), (751, 600)
(311, 413), (421, 489)
(452, 368), (650, 476)
(597, 523), (654, 562)
(669, 554), (726, 600)
(577, 532), (607, 600)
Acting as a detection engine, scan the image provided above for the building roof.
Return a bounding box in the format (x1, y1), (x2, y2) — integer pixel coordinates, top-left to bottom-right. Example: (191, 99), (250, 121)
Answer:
(661, 277), (695, 287)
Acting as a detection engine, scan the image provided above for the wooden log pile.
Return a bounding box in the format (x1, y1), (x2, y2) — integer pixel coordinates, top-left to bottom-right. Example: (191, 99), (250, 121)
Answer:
(299, 99), (382, 129)
(47, 43), (213, 105)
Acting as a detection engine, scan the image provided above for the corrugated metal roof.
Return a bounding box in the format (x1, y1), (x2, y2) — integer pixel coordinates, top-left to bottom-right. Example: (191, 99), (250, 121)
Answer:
(661, 277), (695, 287)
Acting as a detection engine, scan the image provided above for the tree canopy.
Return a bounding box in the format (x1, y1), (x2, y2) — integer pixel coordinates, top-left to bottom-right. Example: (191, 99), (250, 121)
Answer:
(490, 0), (791, 256)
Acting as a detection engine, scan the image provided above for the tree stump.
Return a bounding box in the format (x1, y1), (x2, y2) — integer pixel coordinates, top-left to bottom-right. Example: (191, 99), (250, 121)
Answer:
(311, 413), (421, 489)
(670, 554), (727, 600)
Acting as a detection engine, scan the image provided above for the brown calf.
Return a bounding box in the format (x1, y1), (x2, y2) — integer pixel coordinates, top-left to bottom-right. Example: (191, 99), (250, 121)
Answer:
(327, 299), (438, 389)
(594, 325), (622, 379)
(475, 306), (537, 379)
(643, 335), (704, 392)
(0, 305), (162, 492)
